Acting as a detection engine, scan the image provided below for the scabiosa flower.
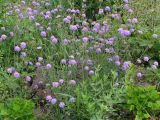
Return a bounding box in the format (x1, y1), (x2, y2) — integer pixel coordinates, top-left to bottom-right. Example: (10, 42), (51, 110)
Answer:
(123, 0), (128, 3)
(115, 61), (121, 66)
(87, 60), (93, 66)
(45, 64), (52, 70)
(107, 58), (113, 62)
(82, 37), (89, 43)
(35, 22), (40, 27)
(20, 42), (27, 49)
(123, 4), (129, 10)
(69, 25), (78, 31)
(84, 66), (89, 71)
(35, 62), (41, 67)
(98, 9), (104, 14)
(136, 72), (142, 78)
(137, 58), (142, 64)
(51, 98), (57, 104)
(59, 79), (64, 84)
(14, 46), (21, 52)
(122, 61), (131, 70)
(37, 57), (43, 62)
(118, 28), (131, 37)
(47, 26), (51, 31)
(46, 95), (52, 101)
(152, 34), (158, 39)
(15, 9), (21, 13)
(40, 31), (46, 38)
(82, 27), (88, 33)
(144, 56), (149, 62)
(10, 32), (14, 37)
(69, 97), (76, 103)
(13, 71), (20, 78)
(29, 16), (35, 21)
(151, 64), (157, 70)
(50, 36), (58, 44)
(69, 80), (76, 85)
(1, 34), (7, 40)
(63, 18), (70, 24)
(138, 30), (143, 34)
(25, 76), (32, 81)
(7, 67), (14, 74)
(132, 18), (138, 23)
(60, 59), (67, 64)
(154, 61), (159, 66)
(63, 39), (69, 45)
(105, 6), (110, 12)
(68, 59), (77, 65)
(52, 82), (59, 88)
(96, 48), (101, 54)
(88, 70), (94, 75)
(59, 102), (65, 108)
(20, 52), (27, 58)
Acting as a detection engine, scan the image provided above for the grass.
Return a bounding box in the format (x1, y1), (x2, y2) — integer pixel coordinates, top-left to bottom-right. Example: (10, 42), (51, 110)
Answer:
(0, 0), (160, 120)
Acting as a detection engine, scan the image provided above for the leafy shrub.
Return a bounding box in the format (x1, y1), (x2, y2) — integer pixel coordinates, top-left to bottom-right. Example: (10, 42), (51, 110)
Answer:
(0, 98), (35, 120)
(125, 83), (160, 120)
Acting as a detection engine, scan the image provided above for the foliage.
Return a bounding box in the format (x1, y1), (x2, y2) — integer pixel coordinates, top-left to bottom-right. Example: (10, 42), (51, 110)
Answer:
(0, 98), (35, 120)
(125, 82), (160, 120)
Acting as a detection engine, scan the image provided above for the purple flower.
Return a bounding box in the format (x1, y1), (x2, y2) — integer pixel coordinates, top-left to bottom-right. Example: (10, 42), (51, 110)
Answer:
(35, 62), (41, 67)
(82, 27), (88, 33)
(7, 67), (14, 74)
(63, 18), (70, 24)
(69, 97), (76, 103)
(82, 37), (89, 43)
(69, 80), (76, 85)
(51, 98), (57, 104)
(20, 52), (27, 58)
(96, 48), (101, 54)
(152, 34), (158, 39)
(136, 72), (142, 78)
(13, 71), (20, 78)
(118, 28), (131, 37)
(68, 59), (77, 65)
(69, 25), (78, 31)
(98, 9), (104, 14)
(84, 66), (89, 71)
(123, 0), (128, 3)
(46, 95), (52, 101)
(50, 36), (58, 44)
(115, 61), (121, 66)
(88, 70), (94, 75)
(154, 61), (159, 66)
(14, 46), (21, 52)
(25, 76), (32, 81)
(37, 57), (43, 62)
(52, 82), (59, 88)
(132, 18), (138, 23)
(144, 56), (149, 62)
(20, 42), (27, 49)
(59, 102), (65, 108)
(60, 59), (67, 64)
(63, 39), (69, 45)
(105, 6), (110, 12)
(152, 65), (157, 70)
(59, 79), (64, 84)
(15, 9), (21, 13)
(45, 64), (52, 69)
(1, 34), (7, 40)
(10, 32), (14, 37)
(40, 31), (46, 38)
(122, 61), (131, 70)
(123, 4), (129, 10)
